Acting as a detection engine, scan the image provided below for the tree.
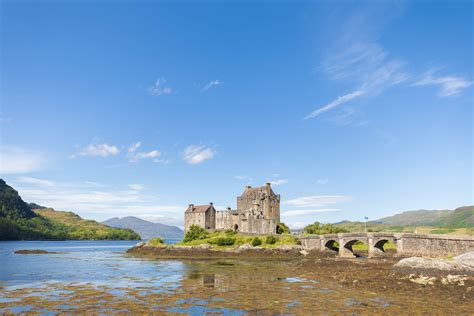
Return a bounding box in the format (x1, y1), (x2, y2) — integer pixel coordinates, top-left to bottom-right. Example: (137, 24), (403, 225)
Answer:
(276, 222), (290, 234)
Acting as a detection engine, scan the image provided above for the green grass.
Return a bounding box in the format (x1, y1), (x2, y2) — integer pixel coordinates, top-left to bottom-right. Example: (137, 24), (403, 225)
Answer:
(172, 231), (300, 249)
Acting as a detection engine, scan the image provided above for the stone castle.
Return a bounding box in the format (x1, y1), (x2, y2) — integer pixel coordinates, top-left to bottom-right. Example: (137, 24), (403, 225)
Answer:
(184, 183), (280, 235)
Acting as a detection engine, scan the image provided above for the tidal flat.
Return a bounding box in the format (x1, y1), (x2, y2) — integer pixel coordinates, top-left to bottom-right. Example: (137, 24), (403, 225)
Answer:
(0, 241), (472, 315)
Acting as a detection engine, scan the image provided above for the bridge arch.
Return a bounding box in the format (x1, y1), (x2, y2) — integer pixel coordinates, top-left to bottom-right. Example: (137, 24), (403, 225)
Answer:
(324, 239), (339, 253)
(341, 239), (368, 258)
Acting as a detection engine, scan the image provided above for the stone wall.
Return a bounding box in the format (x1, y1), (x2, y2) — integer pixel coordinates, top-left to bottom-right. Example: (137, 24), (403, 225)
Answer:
(184, 212), (206, 232)
(397, 233), (474, 257)
(215, 211), (235, 230)
(299, 233), (474, 258)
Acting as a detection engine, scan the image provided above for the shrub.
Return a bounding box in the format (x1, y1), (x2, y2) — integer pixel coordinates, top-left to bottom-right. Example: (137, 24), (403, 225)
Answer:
(276, 222), (290, 234)
(303, 222), (348, 235)
(225, 229), (237, 236)
(265, 235), (278, 245)
(183, 225), (208, 242)
(213, 237), (236, 246)
(148, 237), (165, 246)
(251, 237), (262, 247)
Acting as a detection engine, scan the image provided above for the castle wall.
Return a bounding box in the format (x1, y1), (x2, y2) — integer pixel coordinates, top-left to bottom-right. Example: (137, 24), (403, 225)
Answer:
(205, 209), (216, 230)
(184, 212), (206, 232)
(215, 211), (234, 230)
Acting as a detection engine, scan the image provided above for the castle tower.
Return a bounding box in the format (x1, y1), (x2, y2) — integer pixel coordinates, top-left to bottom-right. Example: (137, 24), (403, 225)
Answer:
(236, 183), (280, 221)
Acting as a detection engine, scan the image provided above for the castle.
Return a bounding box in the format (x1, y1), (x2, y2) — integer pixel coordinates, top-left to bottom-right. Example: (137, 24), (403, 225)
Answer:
(184, 183), (280, 235)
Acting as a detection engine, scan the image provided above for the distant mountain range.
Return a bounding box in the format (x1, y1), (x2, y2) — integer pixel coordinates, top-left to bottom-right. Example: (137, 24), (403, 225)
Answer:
(332, 206), (473, 234)
(377, 206), (473, 227)
(102, 216), (183, 240)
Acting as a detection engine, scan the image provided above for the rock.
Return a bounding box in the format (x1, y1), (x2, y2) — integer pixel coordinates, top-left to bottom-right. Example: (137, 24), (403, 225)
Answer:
(409, 275), (436, 285)
(441, 274), (466, 286)
(453, 252), (474, 268)
(277, 244), (301, 250)
(238, 244), (252, 250)
(196, 243), (212, 249)
(394, 257), (474, 274)
(135, 242), (146, 248)
(299, 250), (309, 257)
(14, 249), (59, 254)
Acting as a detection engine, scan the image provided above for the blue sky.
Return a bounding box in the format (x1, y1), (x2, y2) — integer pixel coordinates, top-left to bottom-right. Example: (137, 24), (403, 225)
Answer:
(1, 0), (472, 228)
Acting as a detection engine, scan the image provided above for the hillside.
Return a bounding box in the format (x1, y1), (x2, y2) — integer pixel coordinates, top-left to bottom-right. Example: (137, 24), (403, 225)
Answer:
(377, 206), (473, 228)
(331, 206), (474, 235)
(431, 206), (474, 228)
(0, 179), (140, 241)
(378, 209), (452, 226)
(34, 208), (141, 240)
(102, 216), (183, 240)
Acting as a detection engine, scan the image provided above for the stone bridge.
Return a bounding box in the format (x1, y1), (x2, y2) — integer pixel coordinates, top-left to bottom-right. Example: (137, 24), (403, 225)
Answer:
(298, 233), (474, 258)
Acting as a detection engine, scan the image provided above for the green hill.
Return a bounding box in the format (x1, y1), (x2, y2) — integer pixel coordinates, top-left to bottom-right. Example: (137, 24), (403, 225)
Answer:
(430, 206), (474, 228)
(330, 206), (474, 235)
(377, 206), (473, 228)
(378, 209), (452, 226)
(0, 179), (140, 241)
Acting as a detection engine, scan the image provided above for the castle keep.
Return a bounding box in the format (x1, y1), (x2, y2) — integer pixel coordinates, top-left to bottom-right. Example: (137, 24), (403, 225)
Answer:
(184, 183), (280, 235)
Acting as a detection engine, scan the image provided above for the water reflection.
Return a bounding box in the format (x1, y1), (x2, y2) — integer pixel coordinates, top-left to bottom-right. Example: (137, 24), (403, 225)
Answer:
(0, 241), (414, 314)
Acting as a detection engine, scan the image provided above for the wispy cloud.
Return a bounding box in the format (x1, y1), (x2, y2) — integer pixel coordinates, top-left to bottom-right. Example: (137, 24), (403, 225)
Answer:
(306, 42), (408, 119)
(75, 142), (120, 158)
(282, 209), (341, 217)
(127, 142), (162, 163)
(0, 146), (47, 174)
(201, 80), (221, 92)
(412, 69), (472, 97)
(284, 195), (352, 207)
(16, 176), (55, 187)
(316, 178), (328, 185)
(128, 184), (144, 191)
(149, 78), (173, 96)
(12, 179), (184, 226)
(269, 179), (288, 186)
(183, 145), (216, 164)
(305, 90), (364, 119)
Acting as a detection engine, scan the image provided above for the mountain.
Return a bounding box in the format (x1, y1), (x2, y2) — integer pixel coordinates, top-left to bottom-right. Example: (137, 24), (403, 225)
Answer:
(102, 216), (183, 240)
(430, 206), (474, 228)
(330, 206), (474, 234)
(378, 206), (473, 227)
(378, 209), (452, 226)
(0, 179), (140, 241)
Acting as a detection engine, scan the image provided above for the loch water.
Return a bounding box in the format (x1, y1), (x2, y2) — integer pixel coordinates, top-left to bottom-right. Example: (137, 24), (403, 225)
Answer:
(0, 240), (448, 314)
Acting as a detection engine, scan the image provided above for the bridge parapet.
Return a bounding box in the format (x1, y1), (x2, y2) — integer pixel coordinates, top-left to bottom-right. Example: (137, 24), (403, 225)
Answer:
(298, 232), (474, 258)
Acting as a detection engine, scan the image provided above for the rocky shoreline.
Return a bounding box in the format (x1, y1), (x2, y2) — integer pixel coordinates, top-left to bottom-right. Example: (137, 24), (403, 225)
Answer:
(126, 242), (325, 259)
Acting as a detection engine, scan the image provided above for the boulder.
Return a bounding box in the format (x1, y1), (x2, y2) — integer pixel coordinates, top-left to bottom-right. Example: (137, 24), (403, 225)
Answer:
(394, 257), (473, 274)
(453, 252), (474, 268)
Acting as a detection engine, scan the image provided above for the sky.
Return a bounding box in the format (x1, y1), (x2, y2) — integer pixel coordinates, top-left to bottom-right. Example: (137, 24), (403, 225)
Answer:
(1, 0), (472, 229)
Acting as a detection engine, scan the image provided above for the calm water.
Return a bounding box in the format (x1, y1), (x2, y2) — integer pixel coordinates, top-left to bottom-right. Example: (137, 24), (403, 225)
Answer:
(0, 240), (399, 314)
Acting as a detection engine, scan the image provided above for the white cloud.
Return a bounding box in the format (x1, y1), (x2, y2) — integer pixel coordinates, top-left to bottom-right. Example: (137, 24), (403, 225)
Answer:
(16, 176), (55, 187)
(128, 184), (144, 191)
(127, 142), (162, 163)
(77, 142), (120, 157)
(412, 69), (472, 97)
(0, 147), (47, 174)
(304, 90), (365, 119)
(128, 142), (141, 153)
(13, 179), (184, 225)
(282, 209), (341, 217)
(201, 80), (221, 92)
(316, 178), (328, 185)
(183, 145), (216, 164)
(149, 78), (173, 96)
(284, 195), (352, 207)
(269, 179), (288, 186)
